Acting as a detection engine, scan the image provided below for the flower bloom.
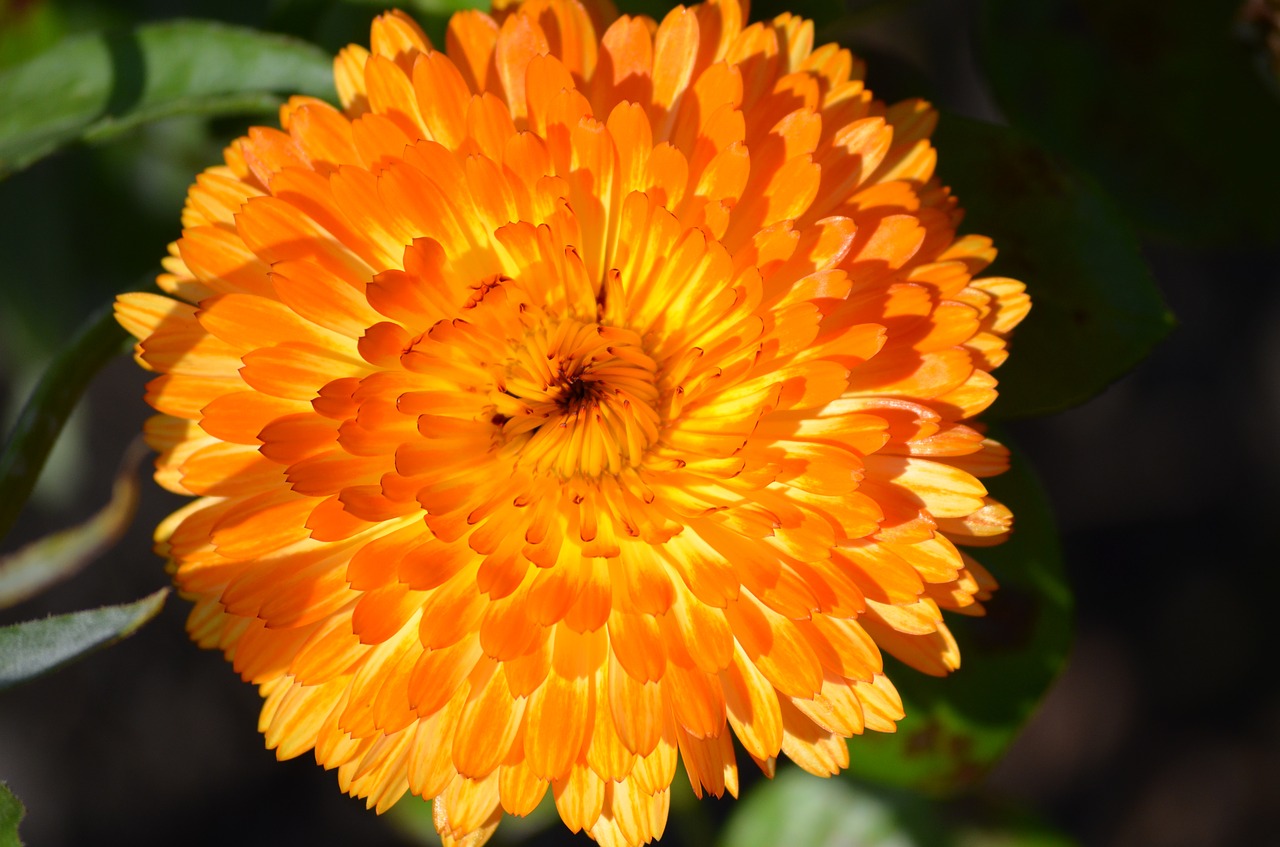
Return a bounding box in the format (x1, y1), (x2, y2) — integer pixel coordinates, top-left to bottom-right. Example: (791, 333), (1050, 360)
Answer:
(115, 0), (1028, 843)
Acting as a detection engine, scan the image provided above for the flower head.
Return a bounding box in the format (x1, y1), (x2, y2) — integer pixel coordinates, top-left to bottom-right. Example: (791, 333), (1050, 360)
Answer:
(116, 0), (1028, 843)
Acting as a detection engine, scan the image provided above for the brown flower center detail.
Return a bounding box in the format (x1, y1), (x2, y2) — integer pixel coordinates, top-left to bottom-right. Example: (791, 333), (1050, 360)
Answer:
(493, 319), (661, 478)
(552, 367), (606, 414)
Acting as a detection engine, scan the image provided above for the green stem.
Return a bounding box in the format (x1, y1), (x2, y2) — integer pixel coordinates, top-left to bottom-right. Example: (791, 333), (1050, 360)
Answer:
(0, 302), (131, 543)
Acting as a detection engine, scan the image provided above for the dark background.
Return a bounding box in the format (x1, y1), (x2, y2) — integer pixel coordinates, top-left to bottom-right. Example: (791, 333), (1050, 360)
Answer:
(2, 0), (1278, 844)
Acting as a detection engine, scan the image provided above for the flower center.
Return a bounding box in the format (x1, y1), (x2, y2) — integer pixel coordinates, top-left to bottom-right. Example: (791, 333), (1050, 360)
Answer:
(492, 319), (662, 478)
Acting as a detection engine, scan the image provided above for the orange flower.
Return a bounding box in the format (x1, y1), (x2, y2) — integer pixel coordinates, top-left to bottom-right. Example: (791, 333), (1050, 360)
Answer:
(115, 1), (1029, 844)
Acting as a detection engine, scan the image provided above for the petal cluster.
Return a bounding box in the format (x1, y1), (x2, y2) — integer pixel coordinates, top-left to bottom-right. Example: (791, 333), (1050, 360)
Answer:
(115, 1), (1029, 844)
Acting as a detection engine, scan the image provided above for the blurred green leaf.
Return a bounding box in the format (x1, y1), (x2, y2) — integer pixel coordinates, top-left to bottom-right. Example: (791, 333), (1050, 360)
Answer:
(723, 770), (914, 847)
(847, 438), (1072, 793)
(0, 20), (335, 177)
(0, 1), (66, 70)
(0, 303), (131, 545)
(722, 768), (1076, 847)
(0, 783), (22, 847)
(0, 438), (146, 610)
(0, 589), (168, 690)
(935, 115), (1174, 419)
(384, 797), (441, 846)
(979, 0), (1280, 247)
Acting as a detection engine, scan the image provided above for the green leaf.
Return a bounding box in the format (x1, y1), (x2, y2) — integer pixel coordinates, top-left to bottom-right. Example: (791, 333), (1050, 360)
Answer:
(0, 438), (147, 609)
(0, 20), (335, 177)
(0, 303), (131, 545)
(934, 115), (1174, 419)
(0, 1), (66, 71)
(0, 783), (23, 847)
(979, 0), (1280, 247)
(723, 771), (912, 847)
(722, 768), (1076, 847)
(846, 439), (1072, 793)
(0, 589), (169, 690)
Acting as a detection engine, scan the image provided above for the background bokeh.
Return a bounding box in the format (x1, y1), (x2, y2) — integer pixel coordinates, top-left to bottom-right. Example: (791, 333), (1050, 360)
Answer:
(2, 0), (1278, 844)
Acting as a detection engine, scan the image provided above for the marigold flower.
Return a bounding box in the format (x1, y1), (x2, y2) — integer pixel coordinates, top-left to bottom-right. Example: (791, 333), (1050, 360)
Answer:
(115, 0), (1029, 843)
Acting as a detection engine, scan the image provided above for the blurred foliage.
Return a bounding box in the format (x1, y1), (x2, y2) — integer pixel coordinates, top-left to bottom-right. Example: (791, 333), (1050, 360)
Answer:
(0, 0), (65, 67)
(980, 0), (1280, 247)
(935, 116), (1175, 419)
(0, 120), (221, 361)
(0, 438), (145, 608)
(0, 588), (168, 689)
(847, 437), (1071, 793)
(0, 305), (132, 542)
(0, 20), (333, 177)
(0, 783), (21, 847)
(723, 768), (1075, 847)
